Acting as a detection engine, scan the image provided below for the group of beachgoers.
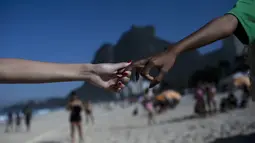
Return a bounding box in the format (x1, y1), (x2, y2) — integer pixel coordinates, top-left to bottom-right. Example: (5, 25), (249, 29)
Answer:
(194, 82), (217, 116)
(134, 78), (251, 125)
(194, 81), (250, 117)
(66, 91), (95, 143)
(4, 91), (93, 143)
(5, 105), (32, 133)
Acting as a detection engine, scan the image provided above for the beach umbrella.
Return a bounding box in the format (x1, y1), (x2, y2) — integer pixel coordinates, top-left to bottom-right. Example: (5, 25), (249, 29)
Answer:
(163, 90), (181, 100)
(219, 72), (250, 89)
(156, 90), (181, 101)
(155, 94), (165, 101)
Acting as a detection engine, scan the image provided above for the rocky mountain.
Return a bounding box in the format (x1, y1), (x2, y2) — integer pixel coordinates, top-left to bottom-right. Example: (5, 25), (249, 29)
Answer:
(114, 25), (170, 62)
(91, 43), (115, 64)
(74, 25), (242, 101)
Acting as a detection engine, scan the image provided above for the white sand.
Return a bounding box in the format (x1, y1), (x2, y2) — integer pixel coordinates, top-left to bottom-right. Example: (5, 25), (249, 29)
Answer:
(2, 93), (255, 143)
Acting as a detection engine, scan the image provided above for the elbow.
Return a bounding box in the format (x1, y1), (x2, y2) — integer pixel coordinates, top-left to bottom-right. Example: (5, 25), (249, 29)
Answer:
(213, 14), (239, 37)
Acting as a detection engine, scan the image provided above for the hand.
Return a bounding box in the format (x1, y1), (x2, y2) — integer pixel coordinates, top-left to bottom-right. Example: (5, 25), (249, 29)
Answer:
(131, 51), (177, 88)
(88, 62), (132, 92)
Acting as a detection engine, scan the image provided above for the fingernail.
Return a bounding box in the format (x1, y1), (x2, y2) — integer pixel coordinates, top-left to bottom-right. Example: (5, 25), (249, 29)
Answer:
(128, 60), (132, 64)
(122, 72), (128, 76)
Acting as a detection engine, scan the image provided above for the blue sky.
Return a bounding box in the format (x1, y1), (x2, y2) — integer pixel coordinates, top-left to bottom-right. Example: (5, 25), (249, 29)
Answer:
(0, 0), (237, 106)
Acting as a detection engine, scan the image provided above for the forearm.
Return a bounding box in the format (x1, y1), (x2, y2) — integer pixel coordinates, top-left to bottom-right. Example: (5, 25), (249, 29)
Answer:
(169, 15), (238, 55)
(0, 58), (93, 83)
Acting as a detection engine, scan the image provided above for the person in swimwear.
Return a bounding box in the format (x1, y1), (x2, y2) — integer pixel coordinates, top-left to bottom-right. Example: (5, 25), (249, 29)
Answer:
(220, 92), (238, 112)
(205, 83), (217, 113)
(194, 83), (206, 116)
(15, 112), (21, 132)
(83, 100), (95, 124)
(23, 104), (32, 132)
(130, 0), (255, 100)
(5, 111), (13, 133)
(227, 92), (238, 109)
(143, 89), (156, 125)
(66, 92), (84, 143)
(0, 59), (132, 92)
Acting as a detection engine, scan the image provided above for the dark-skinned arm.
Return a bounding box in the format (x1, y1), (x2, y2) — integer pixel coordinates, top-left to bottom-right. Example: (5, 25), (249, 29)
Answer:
(169, 14), (238, 55)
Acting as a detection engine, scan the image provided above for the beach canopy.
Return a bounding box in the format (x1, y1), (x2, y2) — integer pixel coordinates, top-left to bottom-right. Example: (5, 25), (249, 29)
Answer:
(219, 71), (250, 88)
(233, 75), (250, 88)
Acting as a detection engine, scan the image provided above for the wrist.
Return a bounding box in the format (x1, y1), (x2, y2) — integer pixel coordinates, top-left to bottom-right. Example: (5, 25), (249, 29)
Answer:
(166, 45), (181, 56)
(58, 63), (95, 82)
(77, 64), (95, 81)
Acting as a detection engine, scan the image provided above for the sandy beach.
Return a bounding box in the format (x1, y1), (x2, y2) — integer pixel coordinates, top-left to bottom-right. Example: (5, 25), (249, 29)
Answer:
(2, 93), (255, 143)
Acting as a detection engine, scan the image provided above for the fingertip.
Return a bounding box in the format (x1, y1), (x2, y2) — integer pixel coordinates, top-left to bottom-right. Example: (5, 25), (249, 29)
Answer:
(121, 76), (130, 83)
(122, 71), (132, 77)
(125, 61), (132, 67)
(122, 72), (128, 76)
(120, 84), (125, 89)
(143, 74), (154, 81)
(117, 81), (122, 86)
(117, 81), (125, 88)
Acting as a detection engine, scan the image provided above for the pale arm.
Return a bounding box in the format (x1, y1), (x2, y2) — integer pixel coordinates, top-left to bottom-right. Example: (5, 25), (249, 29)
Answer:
(0, 58), (93, 83)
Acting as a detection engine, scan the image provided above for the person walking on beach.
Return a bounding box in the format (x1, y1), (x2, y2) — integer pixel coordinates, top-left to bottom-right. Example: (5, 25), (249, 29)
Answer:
(84, 100), (95, 124)
(5, 111), (13, 133)
(23, 105), (32, 132)
(194, 83), (206, 117)
(67, 91), (84, 143)
(143, 89), (156, 125)
(145, 99), (156, 125)
(130, 0), (255, 101)
(15, 112), (21, 132)
(205, 83), (217, 113)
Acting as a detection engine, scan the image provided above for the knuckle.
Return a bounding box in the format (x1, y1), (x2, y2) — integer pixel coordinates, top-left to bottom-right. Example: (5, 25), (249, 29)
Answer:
(148, 60), (156, 66)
